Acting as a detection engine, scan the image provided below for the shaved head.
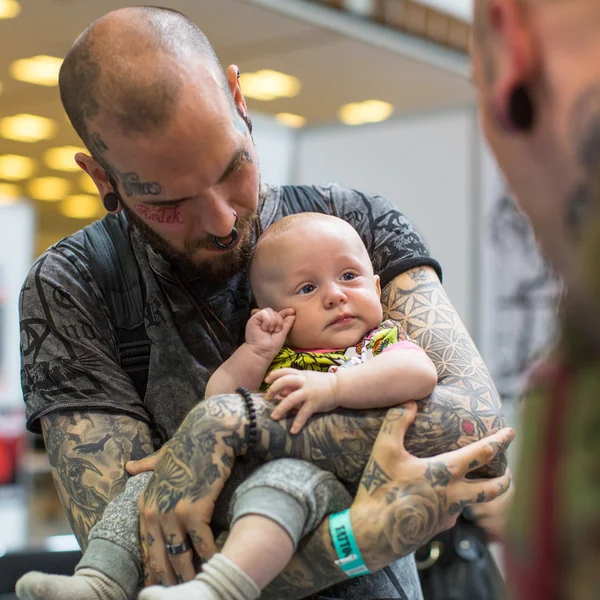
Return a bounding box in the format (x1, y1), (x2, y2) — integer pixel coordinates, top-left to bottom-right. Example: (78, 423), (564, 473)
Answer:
(59, 6), (229, 159)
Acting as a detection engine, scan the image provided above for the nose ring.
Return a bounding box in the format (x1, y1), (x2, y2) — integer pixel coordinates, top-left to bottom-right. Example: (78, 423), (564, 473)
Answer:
(211, 214), (238, 250)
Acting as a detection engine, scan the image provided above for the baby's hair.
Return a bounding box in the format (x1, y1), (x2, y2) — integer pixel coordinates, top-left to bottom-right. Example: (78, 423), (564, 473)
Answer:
(250, 213), (342, 287)
(249, 212), (371, 305)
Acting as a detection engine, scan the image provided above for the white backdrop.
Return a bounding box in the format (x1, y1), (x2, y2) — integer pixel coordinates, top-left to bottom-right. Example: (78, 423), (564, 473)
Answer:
(294, 108), (477, 331)
(0, 202), (35, 409)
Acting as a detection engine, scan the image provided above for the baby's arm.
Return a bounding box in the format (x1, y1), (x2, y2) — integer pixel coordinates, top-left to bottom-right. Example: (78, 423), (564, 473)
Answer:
(205, 308), (295, 397)
(268, 344), (437, 433)
(331, 344), (437, 408)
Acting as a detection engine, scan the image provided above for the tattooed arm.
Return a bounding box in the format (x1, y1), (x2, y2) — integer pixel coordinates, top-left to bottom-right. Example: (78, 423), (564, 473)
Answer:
(138, 393), (514, 593)
(262, 406), (514, 599)
(40, 411), (153, 550)
(138, 266), (505, 586)
(381, 266), (505, 476)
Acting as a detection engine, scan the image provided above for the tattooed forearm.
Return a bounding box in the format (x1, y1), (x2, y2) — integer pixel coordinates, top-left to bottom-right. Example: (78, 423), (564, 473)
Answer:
(177, 387), (497, 494)
(141, 395), (247, 513)
(381, 267), (506, 476)
(149, 390), (509, 596)
(41, 411), (153, 550)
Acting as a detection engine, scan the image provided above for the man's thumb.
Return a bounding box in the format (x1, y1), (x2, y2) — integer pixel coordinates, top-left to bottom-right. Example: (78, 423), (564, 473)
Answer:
(126, 449), (161, 475)
(377, 401), (418, 450)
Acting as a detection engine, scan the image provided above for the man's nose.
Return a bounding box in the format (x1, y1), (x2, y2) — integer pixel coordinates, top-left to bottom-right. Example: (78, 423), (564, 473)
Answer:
(200, 191), (237, 238)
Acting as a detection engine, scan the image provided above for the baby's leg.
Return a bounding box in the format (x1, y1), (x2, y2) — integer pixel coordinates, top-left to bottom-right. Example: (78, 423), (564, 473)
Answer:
(139, 459), (352, 600)
(224, 458), (353, 588)
(16, 472), (151, 600)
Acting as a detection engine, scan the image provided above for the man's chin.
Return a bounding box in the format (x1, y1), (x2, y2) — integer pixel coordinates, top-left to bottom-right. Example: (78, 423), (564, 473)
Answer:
(185, 246), (251, 281)
(125, 207), (255, 281)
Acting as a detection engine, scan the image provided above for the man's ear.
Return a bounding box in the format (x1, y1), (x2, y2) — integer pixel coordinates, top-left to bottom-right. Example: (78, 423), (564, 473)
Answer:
(486, 0), (538, 131)
(226, 64), (249, 121)
(75, 152), (113, 197)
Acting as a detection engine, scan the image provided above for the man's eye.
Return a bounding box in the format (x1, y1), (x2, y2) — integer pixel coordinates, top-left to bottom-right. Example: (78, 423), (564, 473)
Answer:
(299, 284), (315, 295)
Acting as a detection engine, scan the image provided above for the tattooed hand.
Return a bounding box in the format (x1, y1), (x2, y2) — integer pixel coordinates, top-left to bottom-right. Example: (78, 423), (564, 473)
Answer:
(137, 394), (246, 586)
(351, 402), (515, 572)
(351, 403), (515, 570)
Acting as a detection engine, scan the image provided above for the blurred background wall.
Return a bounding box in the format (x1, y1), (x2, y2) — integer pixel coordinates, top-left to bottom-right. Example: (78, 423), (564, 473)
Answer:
(0, 0), (557, 568)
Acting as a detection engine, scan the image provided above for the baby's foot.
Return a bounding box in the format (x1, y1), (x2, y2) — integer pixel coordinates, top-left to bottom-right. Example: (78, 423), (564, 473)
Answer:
(16, 567), (130, 600)
(138, 580), (219, 600)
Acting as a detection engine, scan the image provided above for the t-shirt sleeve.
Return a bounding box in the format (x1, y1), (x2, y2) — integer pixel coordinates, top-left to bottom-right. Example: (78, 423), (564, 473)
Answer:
(20, 247), (150, 434)
(324, 184), (442, 288)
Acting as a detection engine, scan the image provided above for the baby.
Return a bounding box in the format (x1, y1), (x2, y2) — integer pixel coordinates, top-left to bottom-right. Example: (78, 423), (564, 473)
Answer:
(17, 213), (437, 600)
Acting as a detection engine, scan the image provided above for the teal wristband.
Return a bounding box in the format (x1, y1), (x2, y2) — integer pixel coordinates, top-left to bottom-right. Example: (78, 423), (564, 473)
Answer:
(329, 508), (371, 578)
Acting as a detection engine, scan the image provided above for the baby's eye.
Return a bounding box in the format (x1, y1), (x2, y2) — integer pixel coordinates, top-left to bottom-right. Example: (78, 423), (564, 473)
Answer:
(299, 284), (315, 295)
(341, 272), (356, 281)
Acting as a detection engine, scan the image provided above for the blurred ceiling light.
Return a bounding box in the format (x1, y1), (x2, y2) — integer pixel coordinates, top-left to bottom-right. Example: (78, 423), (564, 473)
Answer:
(0, 0), (20, 19)
(275, 113), (307, 129)
(10, 55), (63, 87)
(0, 154), (35, 180)
(28, 177), (70, 201)
(0, 183), (21, 202)
(79, 173), (98, 195)
(338, 100), (394, 126)
(60, 194), (102, 219)
(0, 114), (57, 142)
(239, 70), (301, 102)
(417, 0), (472, 22)
(44, 146), (86, 172)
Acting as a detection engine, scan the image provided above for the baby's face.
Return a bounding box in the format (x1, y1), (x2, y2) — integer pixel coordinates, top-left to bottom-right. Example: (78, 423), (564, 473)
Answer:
(253, 220), (383, 350)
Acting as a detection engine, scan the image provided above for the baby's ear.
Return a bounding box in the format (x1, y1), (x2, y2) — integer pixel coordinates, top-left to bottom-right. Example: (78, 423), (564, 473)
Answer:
(251, 308), (260, 316)
(374, 274), (381, 297)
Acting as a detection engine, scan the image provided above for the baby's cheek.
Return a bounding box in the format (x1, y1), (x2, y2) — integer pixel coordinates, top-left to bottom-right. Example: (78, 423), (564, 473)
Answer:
(285, 314), (317, 348)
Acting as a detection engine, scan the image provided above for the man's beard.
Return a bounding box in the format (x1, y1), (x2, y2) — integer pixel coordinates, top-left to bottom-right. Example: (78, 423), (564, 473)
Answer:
(120, 199), (258, 283)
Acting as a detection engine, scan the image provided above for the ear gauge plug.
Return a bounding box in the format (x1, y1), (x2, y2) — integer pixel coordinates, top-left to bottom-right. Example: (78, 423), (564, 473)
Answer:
(103, 192), (119, 212)
(508, 85), (535, 132)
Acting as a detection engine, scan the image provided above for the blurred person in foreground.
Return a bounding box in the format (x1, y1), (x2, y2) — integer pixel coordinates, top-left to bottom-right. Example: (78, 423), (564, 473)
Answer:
(472, 0), (600, 598)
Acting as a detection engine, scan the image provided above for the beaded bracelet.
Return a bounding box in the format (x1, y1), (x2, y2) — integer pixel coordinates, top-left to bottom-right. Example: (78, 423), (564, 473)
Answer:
(236, 386), (257, 453)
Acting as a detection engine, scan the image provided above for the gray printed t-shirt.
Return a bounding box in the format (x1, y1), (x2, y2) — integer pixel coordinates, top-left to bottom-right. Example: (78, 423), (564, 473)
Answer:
(20, 183), (440, 599)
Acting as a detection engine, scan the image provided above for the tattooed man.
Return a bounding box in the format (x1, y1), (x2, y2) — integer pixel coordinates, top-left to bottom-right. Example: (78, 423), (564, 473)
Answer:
(19, 6), (512, 600)
(472, 1), (600, 599)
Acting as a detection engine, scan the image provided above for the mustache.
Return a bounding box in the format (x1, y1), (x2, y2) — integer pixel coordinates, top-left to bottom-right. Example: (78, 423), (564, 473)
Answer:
(185, 211), (259, 252)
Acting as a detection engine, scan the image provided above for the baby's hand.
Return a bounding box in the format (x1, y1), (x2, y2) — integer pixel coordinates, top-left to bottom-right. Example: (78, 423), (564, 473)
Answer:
(246, 308), (295, 358)
(266, 369), (338, 434)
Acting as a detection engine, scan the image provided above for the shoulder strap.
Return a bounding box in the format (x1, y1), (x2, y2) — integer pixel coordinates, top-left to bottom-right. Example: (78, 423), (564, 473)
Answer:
(83, 214), (150, 399)
(279, 184), (332, 216)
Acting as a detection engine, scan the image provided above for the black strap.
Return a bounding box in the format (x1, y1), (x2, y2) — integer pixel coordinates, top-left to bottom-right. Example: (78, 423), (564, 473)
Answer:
(83, 214), (150, 399)
(383, 565), (409, 600)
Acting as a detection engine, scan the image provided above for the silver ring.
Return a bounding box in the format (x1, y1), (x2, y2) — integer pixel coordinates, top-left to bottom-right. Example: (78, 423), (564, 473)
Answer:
(212, 227), (238, 250)
(165, 538), (192, 556)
